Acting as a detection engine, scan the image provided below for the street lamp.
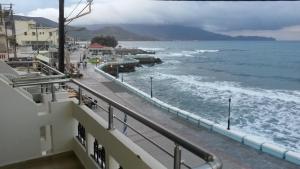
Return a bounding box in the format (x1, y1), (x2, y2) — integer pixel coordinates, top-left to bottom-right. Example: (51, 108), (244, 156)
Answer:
(150, 76), (153, 98)
(116, 65), (119, 79)
(227, 97), (232, 130)
(120, 65), (124, 82)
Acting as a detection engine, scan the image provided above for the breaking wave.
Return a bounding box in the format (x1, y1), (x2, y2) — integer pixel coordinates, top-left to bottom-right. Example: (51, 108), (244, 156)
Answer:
(166, 49), (219, 57)
(153, 73), (300, 150)
(138, 47), (166, 51)
(196, 49), (219, 53)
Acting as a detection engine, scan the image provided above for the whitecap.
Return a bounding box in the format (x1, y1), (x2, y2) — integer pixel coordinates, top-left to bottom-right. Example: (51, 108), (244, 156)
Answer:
(166, 49), (219, 58)
(196, 49), (219, 53)
(167, 52), (194, 57)
(165, 60), (181, 64)
(138, 47), (165, 51)
(152, 73), (300, 150)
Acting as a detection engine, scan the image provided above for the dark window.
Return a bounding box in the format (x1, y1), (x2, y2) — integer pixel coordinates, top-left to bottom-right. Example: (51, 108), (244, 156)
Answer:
(32, 32), (35, 36)
(49, 32), (52, 36)
(24, 32), (27, 36)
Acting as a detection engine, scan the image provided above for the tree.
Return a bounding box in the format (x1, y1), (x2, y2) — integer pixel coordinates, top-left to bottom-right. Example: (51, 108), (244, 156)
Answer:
(91, 35), (118, 48)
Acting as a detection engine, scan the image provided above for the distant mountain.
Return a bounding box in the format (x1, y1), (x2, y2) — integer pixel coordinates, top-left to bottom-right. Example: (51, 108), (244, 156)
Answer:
(121, 24), (232, 41)
(83, 24), (276, 41)
(124, 24), (276, 41)
(14, 15), (276, 41)
(90, 26), (157, 41)
(14, 15), (58, 27)
(14, 15), (86, 36)
(233, 35), (275, 41)
(13, 15), (155, 41)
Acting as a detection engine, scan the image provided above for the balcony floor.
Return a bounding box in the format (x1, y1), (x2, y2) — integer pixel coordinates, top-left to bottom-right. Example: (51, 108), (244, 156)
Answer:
(0, 151), (85, 169)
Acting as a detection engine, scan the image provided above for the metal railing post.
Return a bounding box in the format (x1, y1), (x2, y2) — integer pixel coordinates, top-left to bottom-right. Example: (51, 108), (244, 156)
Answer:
(78, 86), (82, 105)
(41, 84), (44, 93)
(51, 83), (56, 102)
(108, 104), (114, 130)
(48, 67), (52, 75)
(27, 61), (30, 73)
(150, 76), (153, 98)
(174, 144), (181, 169)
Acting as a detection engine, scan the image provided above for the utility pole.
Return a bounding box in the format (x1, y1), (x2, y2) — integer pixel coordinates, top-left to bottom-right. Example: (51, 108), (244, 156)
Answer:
(35, 23), (39, 53)
(58, 0), (92, 73)
(9, 3), (16, 58)
(58, 0), (65, 73)
(4, 16), (10, 59)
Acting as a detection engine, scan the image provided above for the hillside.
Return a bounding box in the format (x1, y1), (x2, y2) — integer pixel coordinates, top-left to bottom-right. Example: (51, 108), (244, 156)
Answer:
(14, 15), (90, 39)
(14, 15), (58, 27)
(90, 26), (157, 41)
(82, 24), (276, 41)
(14, 15), (276, 41)
(119, 24), (275, 41)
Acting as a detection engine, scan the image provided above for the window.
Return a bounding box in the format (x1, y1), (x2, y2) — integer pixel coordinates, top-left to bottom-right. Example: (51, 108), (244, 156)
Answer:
(32, 32), (35, 36)
(49, 32), (52, 36)
(24, 32), (27, 36)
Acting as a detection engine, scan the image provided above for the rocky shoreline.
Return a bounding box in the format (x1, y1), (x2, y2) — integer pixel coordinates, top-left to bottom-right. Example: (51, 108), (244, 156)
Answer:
(101, 55), (162, 77)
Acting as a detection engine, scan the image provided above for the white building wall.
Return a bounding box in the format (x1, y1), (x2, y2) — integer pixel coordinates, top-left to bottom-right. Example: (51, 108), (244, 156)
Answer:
(0, 16), (8, 54)
(0, 78), (41, 166)
(15, 20), (58, 46)
(0, 78), (75, 167)
(49, 100), (77, 152)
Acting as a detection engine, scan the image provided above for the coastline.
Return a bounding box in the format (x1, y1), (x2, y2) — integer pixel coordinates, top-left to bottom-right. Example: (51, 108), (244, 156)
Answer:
(95, 63), (300, 165)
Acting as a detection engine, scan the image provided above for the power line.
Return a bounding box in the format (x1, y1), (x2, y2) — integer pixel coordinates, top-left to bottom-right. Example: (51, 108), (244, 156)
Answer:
(65, 0), (83, 20)
(65, 0), (92, 26)
(65, 2), (89, 26)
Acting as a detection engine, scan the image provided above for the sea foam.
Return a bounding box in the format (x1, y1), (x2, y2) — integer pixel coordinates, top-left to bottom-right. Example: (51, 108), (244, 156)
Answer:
(154, 73), (300, 150)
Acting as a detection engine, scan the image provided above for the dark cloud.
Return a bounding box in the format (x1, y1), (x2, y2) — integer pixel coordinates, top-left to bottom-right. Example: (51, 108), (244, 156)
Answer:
(12, 0), (300, 32)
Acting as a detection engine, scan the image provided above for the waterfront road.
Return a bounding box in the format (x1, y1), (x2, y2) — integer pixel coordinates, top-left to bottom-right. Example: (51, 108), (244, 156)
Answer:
(71, 49), (298, 169)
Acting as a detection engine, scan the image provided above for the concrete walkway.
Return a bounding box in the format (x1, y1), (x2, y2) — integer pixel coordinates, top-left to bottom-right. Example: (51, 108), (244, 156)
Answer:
(72, 50), (299, 169)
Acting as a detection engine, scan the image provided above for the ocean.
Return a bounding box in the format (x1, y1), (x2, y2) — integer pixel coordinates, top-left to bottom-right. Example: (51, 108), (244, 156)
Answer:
(118, 41), (300, 151)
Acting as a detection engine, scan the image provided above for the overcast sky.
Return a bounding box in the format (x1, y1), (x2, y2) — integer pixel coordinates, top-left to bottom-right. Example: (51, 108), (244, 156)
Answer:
(3, 0), (300, 40)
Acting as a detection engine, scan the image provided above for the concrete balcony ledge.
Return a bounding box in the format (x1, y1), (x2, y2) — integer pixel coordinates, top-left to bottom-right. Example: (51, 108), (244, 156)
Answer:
(73, 102), (168, 169)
